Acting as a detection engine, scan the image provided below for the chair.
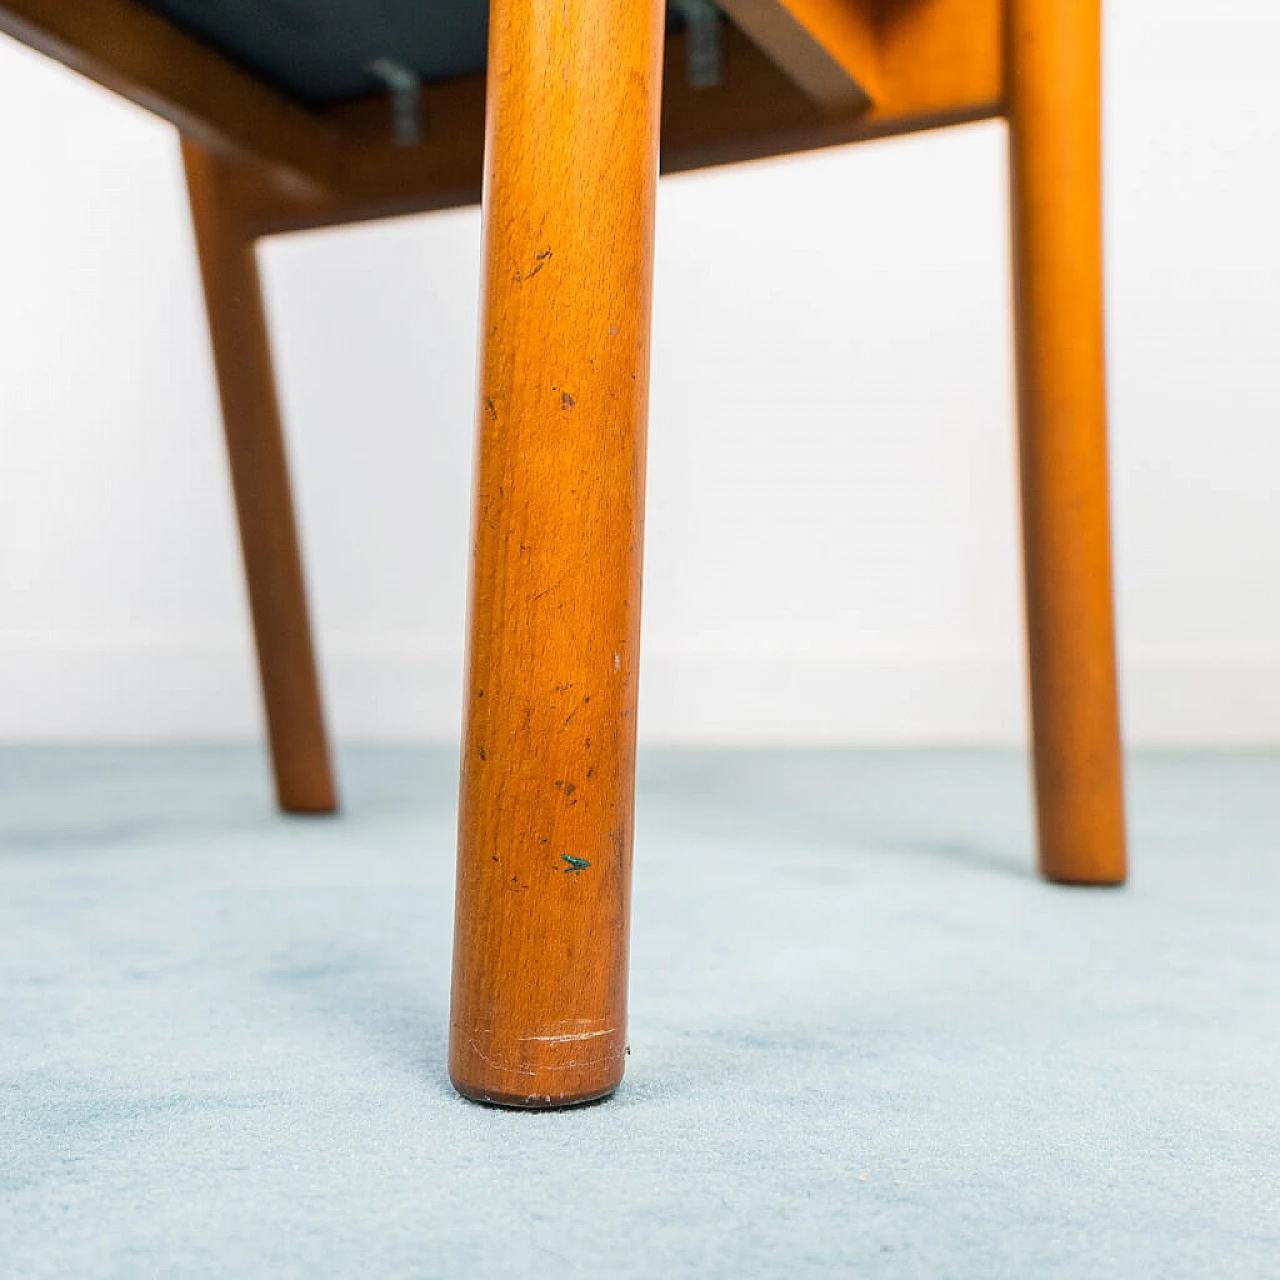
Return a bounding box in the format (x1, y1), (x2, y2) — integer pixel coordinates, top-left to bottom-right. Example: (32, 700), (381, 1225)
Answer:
(1, 0), (1127, 1108)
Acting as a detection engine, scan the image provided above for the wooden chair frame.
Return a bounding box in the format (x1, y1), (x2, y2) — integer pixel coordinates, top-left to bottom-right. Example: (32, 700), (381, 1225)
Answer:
(2, 0), (1126, 1107)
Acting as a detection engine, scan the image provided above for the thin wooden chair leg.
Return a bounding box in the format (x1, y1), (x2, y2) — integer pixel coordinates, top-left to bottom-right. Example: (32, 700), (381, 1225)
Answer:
(448, 0), (664, 1107)
(1007, 0), (1126, 884)
(182, 140), (337, 815)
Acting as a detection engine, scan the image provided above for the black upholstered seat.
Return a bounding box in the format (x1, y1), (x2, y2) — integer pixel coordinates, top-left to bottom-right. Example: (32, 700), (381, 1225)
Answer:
(136, 0), (685, 108)
(136, 0), (490, 106)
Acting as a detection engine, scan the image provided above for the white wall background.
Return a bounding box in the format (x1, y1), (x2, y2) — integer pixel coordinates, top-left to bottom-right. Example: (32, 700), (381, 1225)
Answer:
(2, 0), (1279, 745)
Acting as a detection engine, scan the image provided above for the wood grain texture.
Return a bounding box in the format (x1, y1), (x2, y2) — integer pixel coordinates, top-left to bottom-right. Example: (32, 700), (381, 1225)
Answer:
(0, 0), (336, 192)
(1007, 0), (1127, 885)
(183, 141), (337, 816)
(448, 0), (664, 1108)
(715, 0), (880, 111)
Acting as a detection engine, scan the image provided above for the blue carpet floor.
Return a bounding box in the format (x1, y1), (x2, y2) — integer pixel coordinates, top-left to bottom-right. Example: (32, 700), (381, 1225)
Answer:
(1, 746), (1276, 1277)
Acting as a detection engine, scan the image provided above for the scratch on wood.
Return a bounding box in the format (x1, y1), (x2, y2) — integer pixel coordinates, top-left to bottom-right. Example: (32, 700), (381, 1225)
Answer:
(522, 1028), (614, 1044)
(468, 1039), (536, 1077)
(515, 248), (552, 283)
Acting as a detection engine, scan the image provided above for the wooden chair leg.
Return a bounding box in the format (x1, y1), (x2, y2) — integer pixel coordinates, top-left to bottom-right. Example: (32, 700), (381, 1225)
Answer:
(182, 140), (337, 815)
(448, 0), (664, 1107)
(1007, 0), (1126, 884)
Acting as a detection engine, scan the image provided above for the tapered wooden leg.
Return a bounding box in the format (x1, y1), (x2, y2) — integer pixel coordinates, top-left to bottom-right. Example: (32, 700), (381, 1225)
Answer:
(182, 141), (337, 815)
(448, 0), (664, 1107)
(1007, 0), (1126, 884)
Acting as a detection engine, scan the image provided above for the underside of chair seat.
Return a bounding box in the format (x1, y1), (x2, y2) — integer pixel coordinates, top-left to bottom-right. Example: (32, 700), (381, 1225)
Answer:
(0, 0), (1007, 211)
(136, 0), (683, 108)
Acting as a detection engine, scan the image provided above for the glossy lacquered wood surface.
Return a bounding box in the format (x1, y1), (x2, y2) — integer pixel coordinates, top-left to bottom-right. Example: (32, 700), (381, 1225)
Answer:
(183, 141), (337, 815)
(448, 0), (664, 1107)
(1007, 0), (1126, 885)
